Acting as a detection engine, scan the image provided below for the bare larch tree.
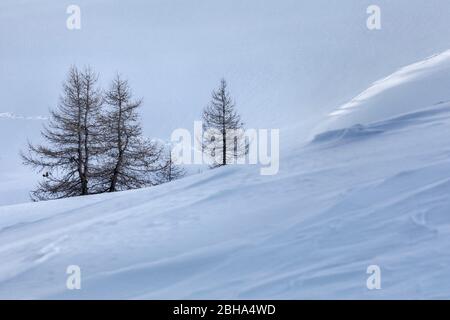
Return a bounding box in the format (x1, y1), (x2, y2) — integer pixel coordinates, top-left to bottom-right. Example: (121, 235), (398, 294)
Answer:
(156, 147), (186, 184)
(21, 66), (103, 200)
(99, 75), (162, 192)
(201, 79), (248, 167)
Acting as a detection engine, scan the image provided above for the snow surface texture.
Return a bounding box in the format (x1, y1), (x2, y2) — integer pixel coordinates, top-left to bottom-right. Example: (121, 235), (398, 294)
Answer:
(2, 51), (450, 299)
(319, 50), (450, 132)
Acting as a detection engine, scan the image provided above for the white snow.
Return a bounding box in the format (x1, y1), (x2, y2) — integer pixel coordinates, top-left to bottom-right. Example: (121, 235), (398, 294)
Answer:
(3, 1), (450, 299)
(321, 50), (450, 131)
(2, 50), (450, 298)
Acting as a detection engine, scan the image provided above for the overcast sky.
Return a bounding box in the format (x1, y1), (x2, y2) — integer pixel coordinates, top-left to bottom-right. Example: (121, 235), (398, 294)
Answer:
(1, 0), (450, 140)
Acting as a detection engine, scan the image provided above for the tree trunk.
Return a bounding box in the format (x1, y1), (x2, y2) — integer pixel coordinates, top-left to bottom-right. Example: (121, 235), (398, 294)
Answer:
(222, 101), (226, 166)
(109, 99), (123, 192)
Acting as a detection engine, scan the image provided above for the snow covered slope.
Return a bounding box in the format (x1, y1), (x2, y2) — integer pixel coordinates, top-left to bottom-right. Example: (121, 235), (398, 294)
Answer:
(3, 1), (450, 299)
(319, 50), (450, 133)
(2, 51), (450, 299)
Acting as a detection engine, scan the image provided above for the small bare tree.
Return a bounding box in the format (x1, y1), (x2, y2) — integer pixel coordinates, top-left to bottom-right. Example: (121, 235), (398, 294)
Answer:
(21, 66), (103, 201)
(98, 75), (162, 192)
(201, 79), (248, 167)
(156, 147), (186, 183)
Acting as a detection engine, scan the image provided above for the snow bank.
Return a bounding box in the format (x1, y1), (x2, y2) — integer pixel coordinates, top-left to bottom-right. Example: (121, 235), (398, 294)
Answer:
(1, 92), (450, 298)
(319, 50), (450, 133)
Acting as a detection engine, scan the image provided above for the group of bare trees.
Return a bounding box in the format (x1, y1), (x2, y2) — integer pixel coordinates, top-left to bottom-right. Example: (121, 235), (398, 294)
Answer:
(22, 67), (248, 201)
(22, 66), (184, 201)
